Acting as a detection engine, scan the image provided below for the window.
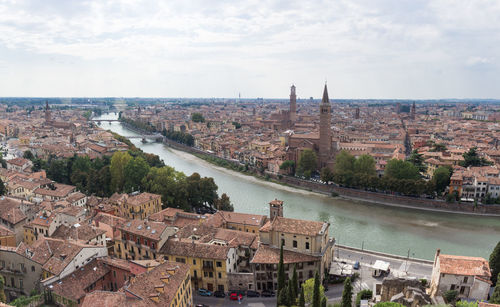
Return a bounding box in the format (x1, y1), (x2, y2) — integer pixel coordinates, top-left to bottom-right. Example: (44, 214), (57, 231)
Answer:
(113, 271), (116, 278)
(176, 258), (186, 264)
(305, 242), (310, 250)
(209, 272), (213, 278)
(463, 277), (468, 283)
(218, 272), (222, 278)
(193, 259), (196, 265)
(204, 271), (208, 277)
(293, 240), (297, 248)
(31, 266), (35, 272)
(19, 279), (23, 289)
(216, 261), (222, 267)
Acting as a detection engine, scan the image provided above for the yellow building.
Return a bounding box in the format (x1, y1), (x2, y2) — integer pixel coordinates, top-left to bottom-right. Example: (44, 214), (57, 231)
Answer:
(114, 220), (175, 261)
(23, 224), (36, 245)
(160, 240), (235, 292)
(114, 192), (162, 220)
(0, 225), (16, 247)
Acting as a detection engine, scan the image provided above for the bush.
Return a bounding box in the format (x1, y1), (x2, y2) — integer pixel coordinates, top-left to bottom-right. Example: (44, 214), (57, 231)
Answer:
(331, 191), (339, 197)
(351, 272), (360, 282)
(356, 289), (373, 307)
(419, 278), (427, 287)
(444, 290), (458, 303)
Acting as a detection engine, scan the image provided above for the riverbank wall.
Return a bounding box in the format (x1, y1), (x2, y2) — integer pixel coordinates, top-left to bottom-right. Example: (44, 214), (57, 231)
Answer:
(116, 124), (500, 216)
(336, 244), (434, 265)
(273, 174), (500, 216)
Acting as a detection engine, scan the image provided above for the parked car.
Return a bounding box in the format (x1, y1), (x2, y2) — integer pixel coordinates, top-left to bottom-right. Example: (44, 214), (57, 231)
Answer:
(353, 261), (360, 270)
(246, 290), (260, 297)
(198, 289), (212, 296)
(230, 293), (243, 301)
(213, 290), (225, 298)
(261, 290), (275, 297)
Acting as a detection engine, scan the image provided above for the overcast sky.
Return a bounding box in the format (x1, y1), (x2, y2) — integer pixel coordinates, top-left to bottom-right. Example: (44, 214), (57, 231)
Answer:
(0, 0), (499, 99)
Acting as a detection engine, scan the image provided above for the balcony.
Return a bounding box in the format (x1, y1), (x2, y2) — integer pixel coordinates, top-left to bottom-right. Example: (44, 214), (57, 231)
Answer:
(202, 265), (214, 271)
(0, 267), (25, 276)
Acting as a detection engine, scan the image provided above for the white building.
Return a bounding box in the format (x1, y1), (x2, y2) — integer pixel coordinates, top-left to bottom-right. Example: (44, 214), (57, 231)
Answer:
(430, 249), (492, 301)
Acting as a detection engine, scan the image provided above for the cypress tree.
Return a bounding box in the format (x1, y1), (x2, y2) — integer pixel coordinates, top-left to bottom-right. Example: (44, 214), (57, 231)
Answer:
(490, 241), (500, 285)
(342, 277), (353, 307)
(0, 276), (6, 303)
(491, 273), (500, 304)
(313, 270), (321, 307)
(277, 241), (285, 306)
(279, 284), (289, 307)
(288, 279), (295, 306)
(292, 265), (298, 298)
(299, 286), (305, 307)
(0, 178), (5, 196)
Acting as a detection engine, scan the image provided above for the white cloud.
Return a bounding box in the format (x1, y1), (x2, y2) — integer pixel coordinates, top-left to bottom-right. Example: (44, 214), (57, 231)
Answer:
(0, 0), (499, 98)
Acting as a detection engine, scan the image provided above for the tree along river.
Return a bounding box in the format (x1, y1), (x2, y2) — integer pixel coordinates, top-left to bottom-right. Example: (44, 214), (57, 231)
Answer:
(96, 113), (500, 260)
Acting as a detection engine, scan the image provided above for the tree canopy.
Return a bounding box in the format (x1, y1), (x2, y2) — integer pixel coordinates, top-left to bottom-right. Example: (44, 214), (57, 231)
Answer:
(385, 159), (421, 180)
(191, 112), (205, 123)
(490, 241), (500, 286)
(407, 150), (427, 173)
(297, 149), (317, 179)
(460, 147), (493, 167)
(302, 277), (324, 305)
(432, 166), (452, 194)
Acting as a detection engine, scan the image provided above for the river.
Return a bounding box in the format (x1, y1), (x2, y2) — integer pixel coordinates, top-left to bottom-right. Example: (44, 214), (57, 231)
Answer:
(95, 113), (500, 260)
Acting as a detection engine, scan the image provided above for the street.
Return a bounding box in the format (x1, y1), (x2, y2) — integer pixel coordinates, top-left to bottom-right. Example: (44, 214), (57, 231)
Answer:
(194, 246), (433, 307)
(194, 284), (344, 307)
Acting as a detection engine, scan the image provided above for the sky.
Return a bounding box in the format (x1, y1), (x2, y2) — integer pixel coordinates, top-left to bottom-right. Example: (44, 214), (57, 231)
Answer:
(0, 0), (499, 99)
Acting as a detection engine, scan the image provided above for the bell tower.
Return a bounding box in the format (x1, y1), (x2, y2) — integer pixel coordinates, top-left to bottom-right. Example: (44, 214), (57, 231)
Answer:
(269, 199), (283, 220)
(45, 100), (51, 124)
(319, 84), (332, 167)
(289, 85), (297, 127)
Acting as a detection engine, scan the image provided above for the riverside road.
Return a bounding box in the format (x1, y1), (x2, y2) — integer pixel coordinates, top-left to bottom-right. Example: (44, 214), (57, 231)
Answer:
(193, 246), (433, 307)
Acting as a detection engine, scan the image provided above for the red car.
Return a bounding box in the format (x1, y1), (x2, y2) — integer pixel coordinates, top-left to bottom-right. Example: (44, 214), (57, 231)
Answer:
(229, 293), (243, 301)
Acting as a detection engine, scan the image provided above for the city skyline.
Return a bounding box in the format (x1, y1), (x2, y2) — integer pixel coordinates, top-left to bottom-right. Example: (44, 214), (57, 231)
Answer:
(0, 0), (499, 99)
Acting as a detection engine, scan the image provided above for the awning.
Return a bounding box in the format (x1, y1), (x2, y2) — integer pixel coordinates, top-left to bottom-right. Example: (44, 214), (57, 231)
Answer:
(373, 260), (390, 271)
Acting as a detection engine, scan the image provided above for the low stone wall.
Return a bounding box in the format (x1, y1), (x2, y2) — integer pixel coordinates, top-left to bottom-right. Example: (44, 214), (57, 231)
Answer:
(274, 174), (500, 216)
(228, 272), (254, 291)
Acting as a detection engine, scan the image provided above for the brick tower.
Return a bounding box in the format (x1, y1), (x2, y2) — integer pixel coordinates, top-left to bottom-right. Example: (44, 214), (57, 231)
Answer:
(289, 85), (297, 128)
(410, 102), (416, 120)
(319, 84), (332, 167)
(45, 100), (51, 124)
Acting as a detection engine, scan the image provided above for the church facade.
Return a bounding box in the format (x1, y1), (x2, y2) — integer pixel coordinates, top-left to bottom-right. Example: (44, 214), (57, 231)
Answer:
(285, 84), (337, 170)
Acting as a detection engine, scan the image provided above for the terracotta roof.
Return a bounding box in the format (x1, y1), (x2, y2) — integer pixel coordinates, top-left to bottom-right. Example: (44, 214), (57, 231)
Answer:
(82, 291), (136, 307)
(126, 192), (161, 207)
(478, 303), (500, 307)
(118, 220), (168, 241)
(212, 210), (266, 227)
(259, 216), (327, 236)
(0, 225), (15, 237)
(439, 254), (491, 277)
(35, 183), (75, 198)
(160, 240), (230, 260)
(0, 197), (28, 224)
(7, 157), (30, 167)
(251, 244), (320, 264)
(51, 224), (105, 243)
(175, 224), (258, 248)
(48, 259), (110, 302)
(123, 261), (191, 306)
